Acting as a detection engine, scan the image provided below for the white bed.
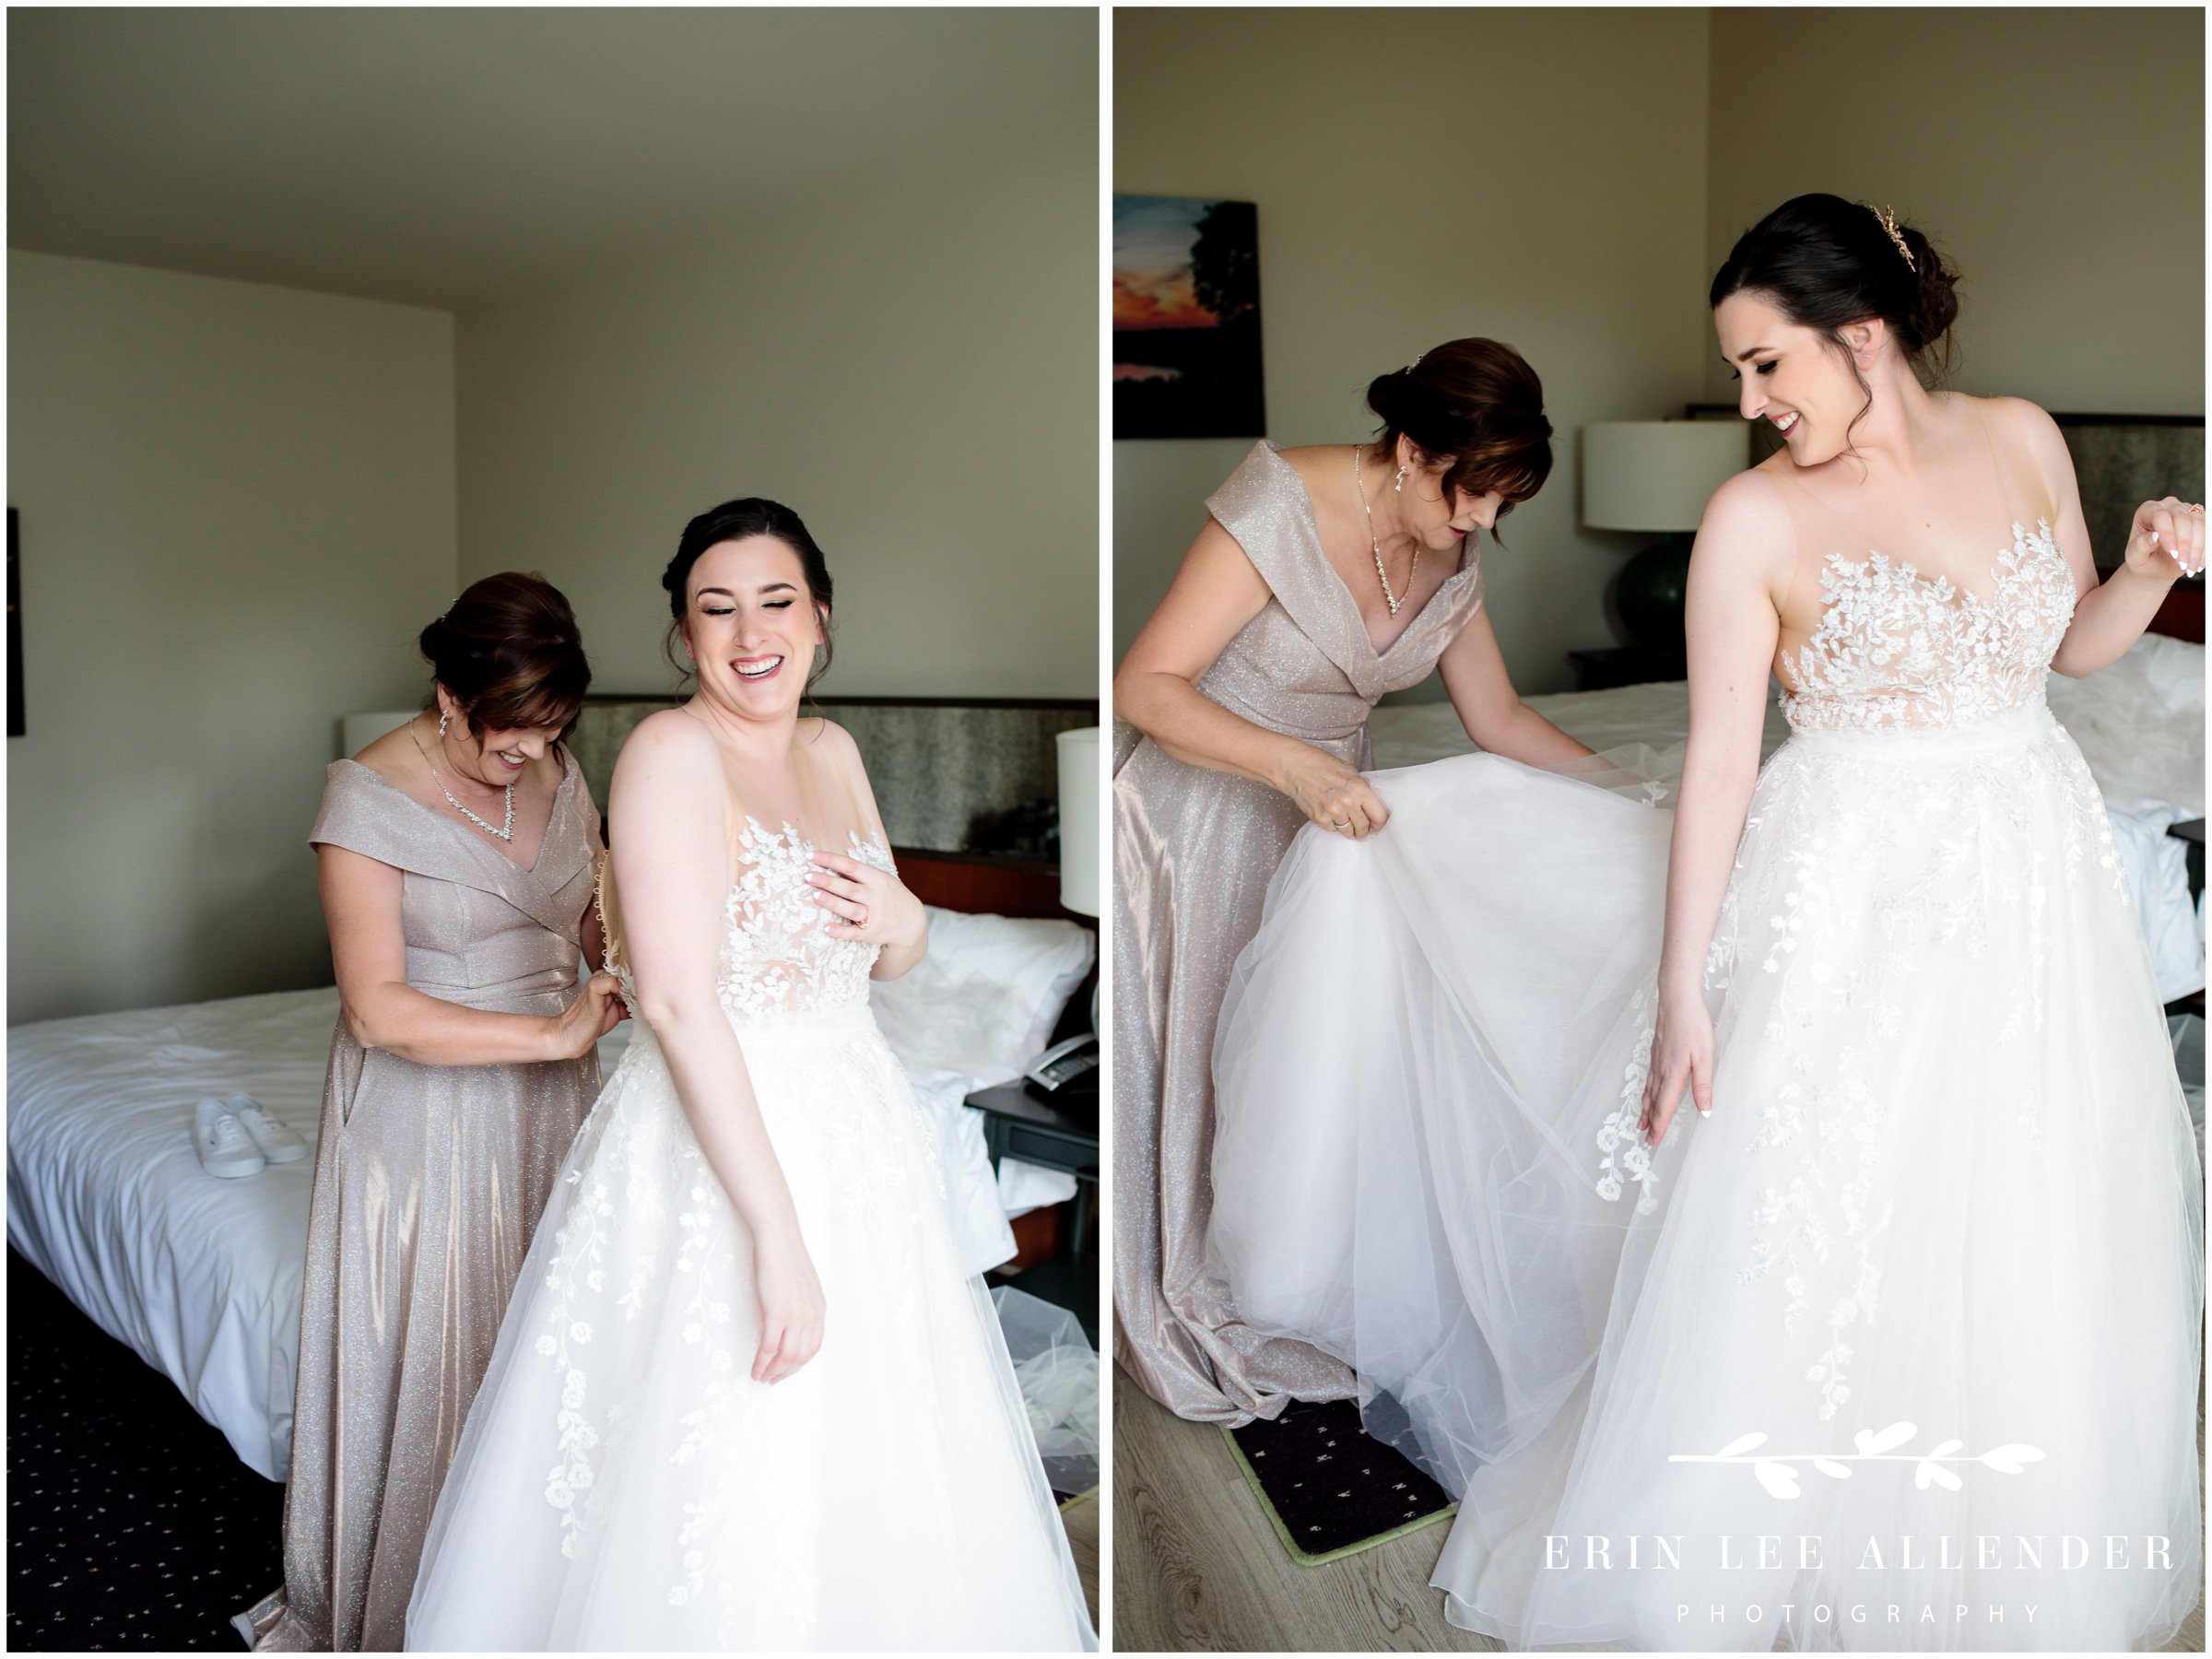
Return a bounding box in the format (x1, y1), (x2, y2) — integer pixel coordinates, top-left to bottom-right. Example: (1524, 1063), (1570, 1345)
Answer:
(1370, 632), (2206, 1001)
(6, 906), (1093, 1483)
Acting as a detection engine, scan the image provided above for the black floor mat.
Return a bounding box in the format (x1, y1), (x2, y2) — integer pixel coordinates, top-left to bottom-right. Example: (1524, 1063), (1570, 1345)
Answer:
(1223, 1395), (1454, 1564)
(7, 1248), (285, 1650)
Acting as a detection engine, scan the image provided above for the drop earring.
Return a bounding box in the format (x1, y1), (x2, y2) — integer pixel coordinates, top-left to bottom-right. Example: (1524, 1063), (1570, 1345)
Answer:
(438, 712), (449, 737)
(1394, 465), (1407, 495)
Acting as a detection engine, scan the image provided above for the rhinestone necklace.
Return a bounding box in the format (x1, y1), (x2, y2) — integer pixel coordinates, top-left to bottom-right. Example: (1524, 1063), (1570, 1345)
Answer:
(409, 717), (515, 842)
(1355, 445), (1418, 617)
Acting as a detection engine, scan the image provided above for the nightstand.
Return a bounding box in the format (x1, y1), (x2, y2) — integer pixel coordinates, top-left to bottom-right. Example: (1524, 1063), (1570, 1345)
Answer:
(1567, 645), (1688, 691)
(968, 1078), (1100, 1345)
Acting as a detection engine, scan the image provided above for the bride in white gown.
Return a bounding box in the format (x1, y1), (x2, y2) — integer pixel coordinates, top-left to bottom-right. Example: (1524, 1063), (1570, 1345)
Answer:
(406, 500), (1094, 1651)
(1209, 195), (2204, 1651)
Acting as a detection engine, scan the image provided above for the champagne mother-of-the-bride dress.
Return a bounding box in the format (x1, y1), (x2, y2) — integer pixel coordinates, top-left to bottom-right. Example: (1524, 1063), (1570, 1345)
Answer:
(1112, 440), (1488, 1422)
(244, 753), (602, 1651)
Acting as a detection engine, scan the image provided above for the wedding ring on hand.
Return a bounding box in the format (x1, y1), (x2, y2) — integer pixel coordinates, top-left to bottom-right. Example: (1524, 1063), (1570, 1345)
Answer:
(855, 906), (869, 930)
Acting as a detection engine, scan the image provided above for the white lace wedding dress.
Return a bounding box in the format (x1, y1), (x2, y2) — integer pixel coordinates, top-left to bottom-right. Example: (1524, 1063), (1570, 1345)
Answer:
(406, 819), (1095, 1651)
(1211, 459), (2203, 1648)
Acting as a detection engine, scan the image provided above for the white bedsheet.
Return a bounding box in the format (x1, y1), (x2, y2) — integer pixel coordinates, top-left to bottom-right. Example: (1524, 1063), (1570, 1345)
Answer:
(8, 981), (1072, 1482)
(1370, 633), (2205, 1000)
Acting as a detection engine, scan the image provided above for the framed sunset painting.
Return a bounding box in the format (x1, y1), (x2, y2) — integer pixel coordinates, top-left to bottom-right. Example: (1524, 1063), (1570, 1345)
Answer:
(1112, 195), (1265, 440)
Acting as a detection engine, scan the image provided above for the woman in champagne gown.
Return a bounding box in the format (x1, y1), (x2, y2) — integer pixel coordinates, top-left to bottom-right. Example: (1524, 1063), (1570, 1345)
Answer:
(1210, 196), (2204, 1650)
(406, 500), (1093, 1651)
(247, 574), (623, 1651)
(1114, 339), (1595, 1422)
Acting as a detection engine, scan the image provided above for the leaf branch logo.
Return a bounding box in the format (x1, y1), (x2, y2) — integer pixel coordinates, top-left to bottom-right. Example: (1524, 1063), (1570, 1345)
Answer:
(1669, 1422), (2044, 1499)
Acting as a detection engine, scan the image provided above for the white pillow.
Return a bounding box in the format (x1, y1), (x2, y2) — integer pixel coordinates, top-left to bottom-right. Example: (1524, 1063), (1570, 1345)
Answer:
(871, 906), (1095, 1088)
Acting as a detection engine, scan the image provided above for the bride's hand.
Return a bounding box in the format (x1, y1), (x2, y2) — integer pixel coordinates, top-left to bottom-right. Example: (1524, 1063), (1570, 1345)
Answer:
(2122, 497), (2206, 581)
(808, 851), (925, 950)
(1277, 745), (1388, 839)
(1640, 994), (1714, 1146)
(751, 1234), (826, 1383)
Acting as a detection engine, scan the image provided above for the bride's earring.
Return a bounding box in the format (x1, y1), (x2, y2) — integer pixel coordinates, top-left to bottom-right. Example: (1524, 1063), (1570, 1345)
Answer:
(438, 711), (449, 737)
(1394, 465), (1407, 495)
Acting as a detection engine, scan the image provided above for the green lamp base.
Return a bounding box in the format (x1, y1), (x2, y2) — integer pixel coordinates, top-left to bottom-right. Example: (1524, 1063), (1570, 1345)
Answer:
(1616, 533), (1694, 652)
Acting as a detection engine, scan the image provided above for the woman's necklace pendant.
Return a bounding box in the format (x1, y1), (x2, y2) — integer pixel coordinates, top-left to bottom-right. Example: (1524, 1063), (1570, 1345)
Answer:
(441, 779), (516, 841)
(1356, 447), (1417, 618)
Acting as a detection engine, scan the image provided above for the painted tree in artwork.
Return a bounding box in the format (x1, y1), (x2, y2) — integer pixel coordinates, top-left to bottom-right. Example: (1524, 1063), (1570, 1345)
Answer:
(1190, 201), (1259, 329)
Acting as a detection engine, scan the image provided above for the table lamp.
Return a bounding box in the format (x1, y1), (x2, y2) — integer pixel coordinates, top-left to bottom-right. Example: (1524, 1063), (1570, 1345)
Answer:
(1581, 421), (1749, 649)
(1055, 725), (1100, 1030)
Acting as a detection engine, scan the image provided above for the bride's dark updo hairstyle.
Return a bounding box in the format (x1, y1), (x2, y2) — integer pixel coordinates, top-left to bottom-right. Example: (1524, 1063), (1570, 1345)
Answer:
(661, 497), (836, 690)
(1364, 337), (1554, 547)
(418, 572), (591, 739)
(1709, 193), (1963, 452)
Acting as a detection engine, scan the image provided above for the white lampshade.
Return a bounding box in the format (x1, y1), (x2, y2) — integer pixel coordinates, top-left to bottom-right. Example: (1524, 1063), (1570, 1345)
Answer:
(1581, 421), (1749, 534)
(1055, 726), (1100, 917)
(340, 709), (421, 759)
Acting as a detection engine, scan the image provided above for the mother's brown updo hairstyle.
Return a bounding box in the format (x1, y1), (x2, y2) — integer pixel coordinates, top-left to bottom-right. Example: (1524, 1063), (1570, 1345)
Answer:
(1365, 338), (1555, 545)
(418, 572), (592, 739)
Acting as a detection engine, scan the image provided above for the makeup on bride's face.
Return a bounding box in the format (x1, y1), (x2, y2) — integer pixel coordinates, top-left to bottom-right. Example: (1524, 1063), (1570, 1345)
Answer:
(1715, 290), (1860, 467)
(682, 535), (826, 715)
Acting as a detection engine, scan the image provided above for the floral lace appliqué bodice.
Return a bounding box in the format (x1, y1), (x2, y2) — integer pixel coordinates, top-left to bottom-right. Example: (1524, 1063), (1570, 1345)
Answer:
(719, 818), (897, 1018)
(1779, 519), (2077, 733)
(600, 818), (897, 1020)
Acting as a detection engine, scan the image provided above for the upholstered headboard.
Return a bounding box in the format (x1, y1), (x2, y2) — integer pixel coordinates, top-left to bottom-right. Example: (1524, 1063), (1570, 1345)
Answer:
(566, 693), (1099, 868)
(1686, 405), (2206, 641)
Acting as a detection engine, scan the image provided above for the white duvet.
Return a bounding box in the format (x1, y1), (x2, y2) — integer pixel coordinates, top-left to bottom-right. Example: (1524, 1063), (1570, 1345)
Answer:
(7, 908), (1093, 1483)
(1370, 632), (2205, 1000)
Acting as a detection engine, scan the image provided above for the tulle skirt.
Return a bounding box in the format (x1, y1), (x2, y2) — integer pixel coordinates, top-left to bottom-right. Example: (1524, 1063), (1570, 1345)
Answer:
(1210, 699), (2202, 1651)
(406, 1004), (1095, 1652)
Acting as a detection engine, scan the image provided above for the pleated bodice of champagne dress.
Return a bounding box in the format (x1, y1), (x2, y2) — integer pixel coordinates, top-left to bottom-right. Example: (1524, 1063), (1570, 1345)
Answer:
(1114, 440), (1487, 1424)
(403, 808), (1096, 1651)
(245, 752), (603, 1652)
(1210, 400), (2203, 1649)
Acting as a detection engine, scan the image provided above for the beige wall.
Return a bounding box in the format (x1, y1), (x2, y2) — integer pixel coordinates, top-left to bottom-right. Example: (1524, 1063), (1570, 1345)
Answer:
(1113, 9), (1715, 694)
(1115, 6), (2206, 691)
(1707, 8), (2204, 413)
(456, 120), (1098, 698)
(7, 252), (457, 1022)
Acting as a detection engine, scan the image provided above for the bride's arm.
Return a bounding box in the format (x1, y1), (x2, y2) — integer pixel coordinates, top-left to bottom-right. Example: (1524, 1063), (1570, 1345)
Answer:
(1116, 520), (1392, 836)
(2006, 399), (2205, 677)
(1641, 474), (1792, 1145)
(610, 710), (824, 1383)
(1433, 606), (1592, 766)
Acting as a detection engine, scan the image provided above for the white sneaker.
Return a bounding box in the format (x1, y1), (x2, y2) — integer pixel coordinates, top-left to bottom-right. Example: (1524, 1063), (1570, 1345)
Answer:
(225, 1093), (308, 1165)
(194, 1099), (265, 1179)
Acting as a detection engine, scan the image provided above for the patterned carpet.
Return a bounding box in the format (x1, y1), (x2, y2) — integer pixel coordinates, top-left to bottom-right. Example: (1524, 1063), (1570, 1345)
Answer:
(7, 1249), (285, 1651)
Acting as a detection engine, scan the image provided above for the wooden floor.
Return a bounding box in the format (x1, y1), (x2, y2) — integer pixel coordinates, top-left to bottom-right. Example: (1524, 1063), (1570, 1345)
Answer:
(1062, 1487), (1100, 1634)
(1113, 1380), (1501, 1653)
(1113, 1369), (2207, 1653)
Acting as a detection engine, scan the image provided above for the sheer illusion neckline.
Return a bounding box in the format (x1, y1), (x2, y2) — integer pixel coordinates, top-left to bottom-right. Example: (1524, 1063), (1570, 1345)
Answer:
(338, 751), (578, 877)
(733, 813), (889, 865)
(1806, 514), (2065, 611)
(1259, 442), (1477, 660)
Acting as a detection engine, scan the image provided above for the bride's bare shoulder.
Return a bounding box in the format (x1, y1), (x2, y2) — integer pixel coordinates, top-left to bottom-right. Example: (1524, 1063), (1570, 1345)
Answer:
(1695, 467), (1797, 593)
(621, 706), (713, 756)
(611, 708), (720, 803)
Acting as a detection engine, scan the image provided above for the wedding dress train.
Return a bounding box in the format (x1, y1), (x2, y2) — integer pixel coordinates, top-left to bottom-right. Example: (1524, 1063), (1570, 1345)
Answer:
(1212, 495), (2202, 1648)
